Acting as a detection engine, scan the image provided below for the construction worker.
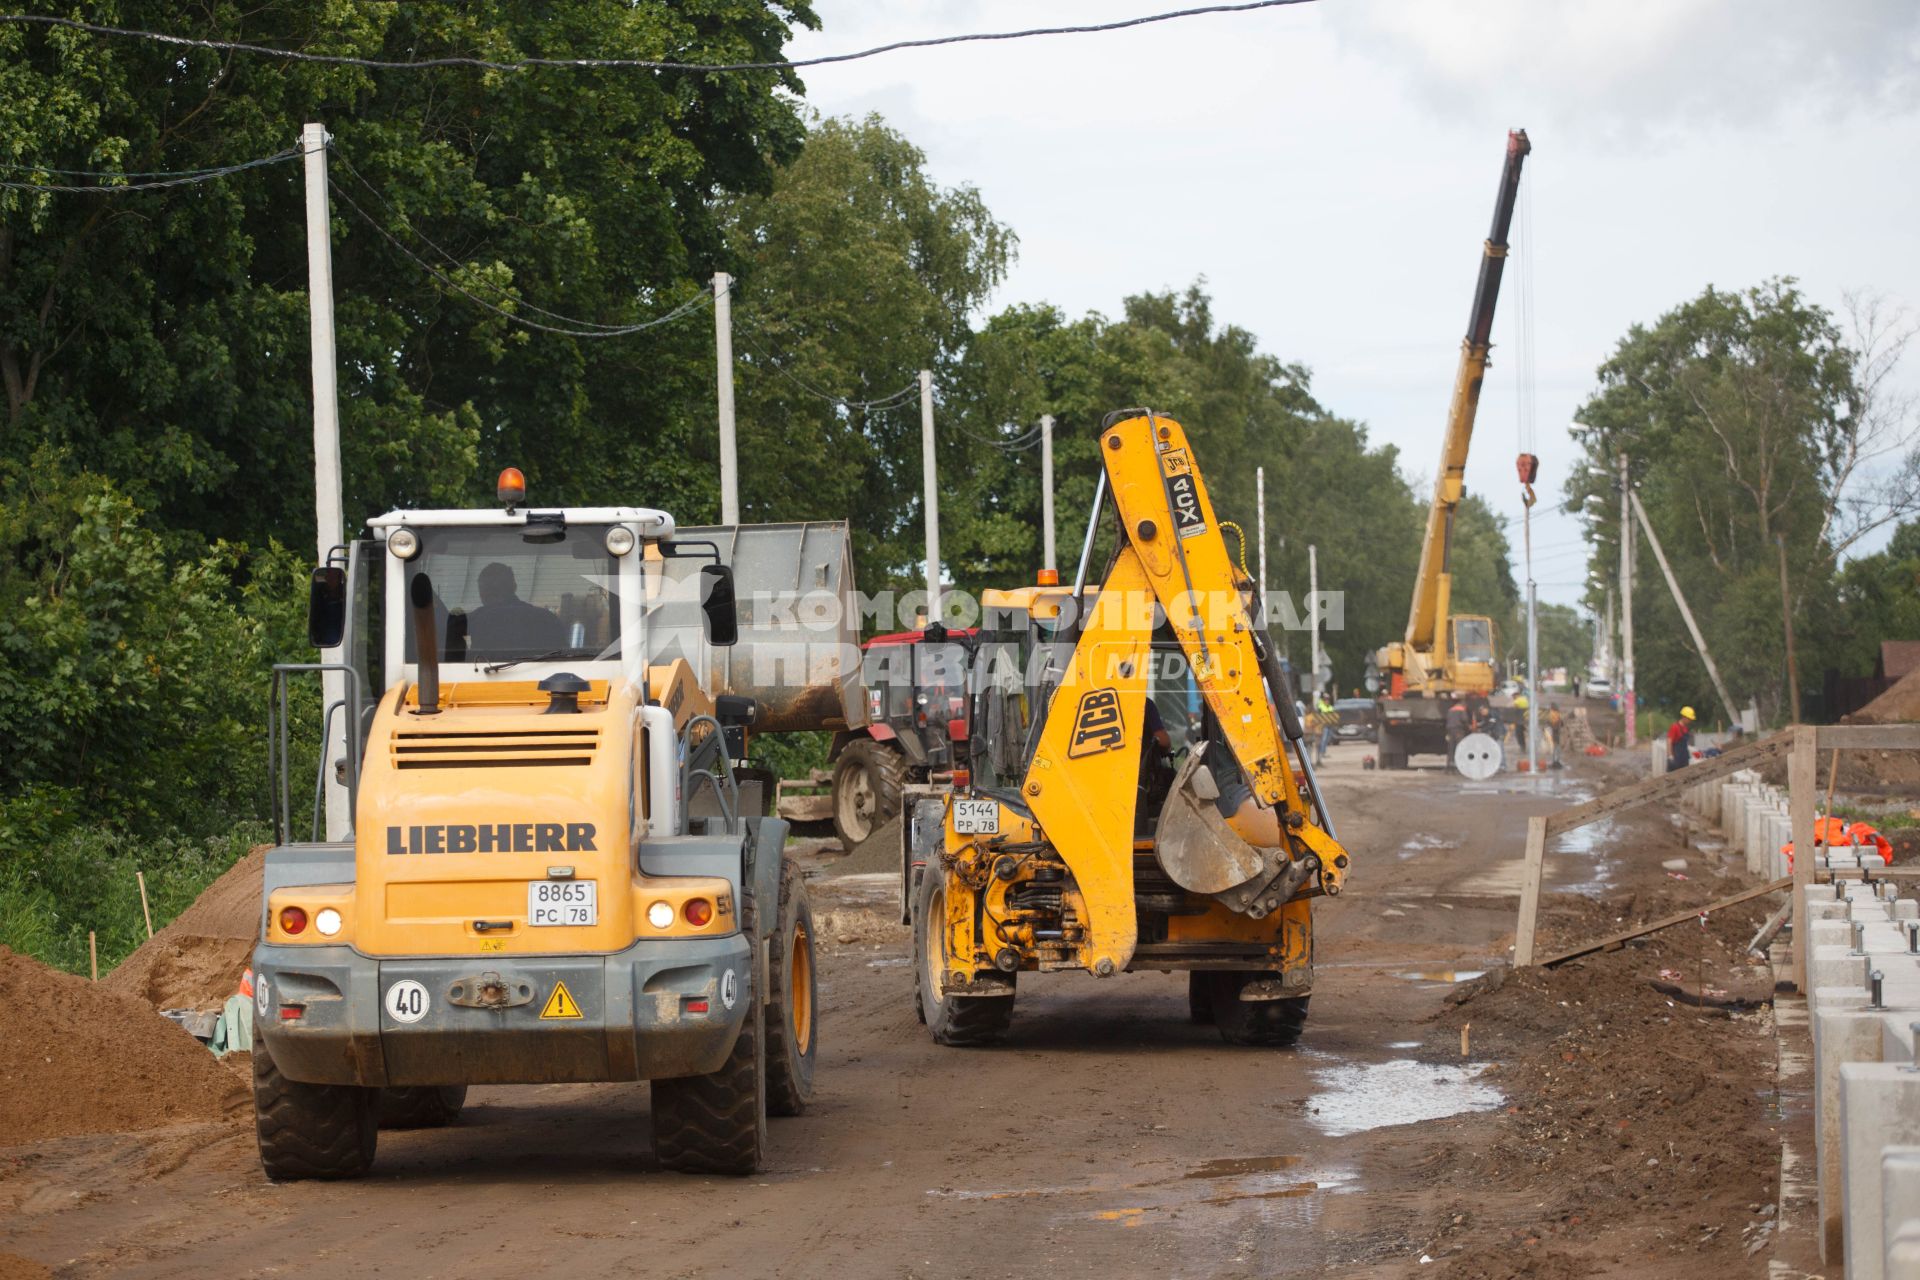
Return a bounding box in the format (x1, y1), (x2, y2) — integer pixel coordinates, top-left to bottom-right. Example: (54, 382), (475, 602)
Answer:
(1310, 693), (1339, 766)
(1545, 705), (1565, 769)
(1666, 705), (1696, 771)
(1512, 692), (1530, 753)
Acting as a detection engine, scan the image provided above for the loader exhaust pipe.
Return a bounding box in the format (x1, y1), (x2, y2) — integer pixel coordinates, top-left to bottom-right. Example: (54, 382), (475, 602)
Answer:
(410, 572), (441, 715)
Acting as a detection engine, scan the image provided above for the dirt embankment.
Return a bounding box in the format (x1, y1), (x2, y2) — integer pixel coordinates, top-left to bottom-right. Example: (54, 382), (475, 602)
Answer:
(104, 846), (264, 1012)
(0, 947), (248, 1145)
(1419, 886), (1782, 1279)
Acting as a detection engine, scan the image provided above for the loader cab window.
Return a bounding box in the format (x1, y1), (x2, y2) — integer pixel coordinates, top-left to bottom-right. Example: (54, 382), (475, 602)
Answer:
(1452, 616), (1494, 667)
(967, 614), (1035, 797)
(399, 526), (621, 665)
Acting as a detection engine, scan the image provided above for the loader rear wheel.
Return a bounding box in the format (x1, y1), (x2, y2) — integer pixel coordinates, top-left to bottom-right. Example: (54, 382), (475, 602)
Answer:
(378, 1085), (467, 1129)
(833, 740), (906, 848)
(1209, 973), (1308, 1047)
(1187, 971), (1215, 1025)
(651, 973), (767, 1175)
(765, 857), (817, 1117)
(253, 1037), (378, 1181)
(915, 871), (1013, 1046)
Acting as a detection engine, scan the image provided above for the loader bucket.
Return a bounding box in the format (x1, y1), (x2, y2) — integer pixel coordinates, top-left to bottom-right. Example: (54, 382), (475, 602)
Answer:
(1153, 751), (1274, 894)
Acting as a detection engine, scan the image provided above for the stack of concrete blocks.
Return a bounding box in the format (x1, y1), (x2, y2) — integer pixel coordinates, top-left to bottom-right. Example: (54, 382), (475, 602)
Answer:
(1805, 871), (1919, 1279)
(1677, 767), (1793, 879)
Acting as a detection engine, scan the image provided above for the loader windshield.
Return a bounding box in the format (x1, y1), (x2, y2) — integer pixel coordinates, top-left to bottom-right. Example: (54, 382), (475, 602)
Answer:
(401, 526), (621, 664)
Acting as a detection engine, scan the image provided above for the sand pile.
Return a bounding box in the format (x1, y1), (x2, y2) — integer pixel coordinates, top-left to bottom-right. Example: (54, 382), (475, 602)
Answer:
(1852, 665), (1920, 725)
(106, 846), (265, 1011)
(0, 947), (248, 1145)
(834, 814), (904, 877)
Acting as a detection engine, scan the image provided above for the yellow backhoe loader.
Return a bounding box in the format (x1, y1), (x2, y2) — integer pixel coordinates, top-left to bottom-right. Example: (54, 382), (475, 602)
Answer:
(901, 411), (1353, 1046)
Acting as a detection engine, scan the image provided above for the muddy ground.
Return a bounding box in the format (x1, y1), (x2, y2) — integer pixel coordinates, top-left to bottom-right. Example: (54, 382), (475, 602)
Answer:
(0, 735), (1803, 1279)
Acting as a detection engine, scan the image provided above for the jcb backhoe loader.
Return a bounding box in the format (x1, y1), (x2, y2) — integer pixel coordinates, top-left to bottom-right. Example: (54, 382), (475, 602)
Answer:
(901, 412), (1353, 1046)
(249, 471), (826, 1179)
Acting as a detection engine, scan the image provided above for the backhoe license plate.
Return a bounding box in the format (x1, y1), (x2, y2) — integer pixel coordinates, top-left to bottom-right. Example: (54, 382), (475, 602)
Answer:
(528, 880), (597, 927)
(953, 800), (999, 835)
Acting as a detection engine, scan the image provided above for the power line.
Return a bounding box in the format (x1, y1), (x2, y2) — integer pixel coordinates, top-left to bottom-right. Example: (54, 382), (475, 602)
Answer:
(0, 144), (305, 193)
(732, 327), (920, 411)
(328, 176), (715, 338)
(0, 2), (1318, 74)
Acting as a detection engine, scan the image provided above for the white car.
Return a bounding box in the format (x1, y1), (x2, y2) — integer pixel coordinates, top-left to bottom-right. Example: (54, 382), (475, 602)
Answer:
(1585, 674), (1613, 697)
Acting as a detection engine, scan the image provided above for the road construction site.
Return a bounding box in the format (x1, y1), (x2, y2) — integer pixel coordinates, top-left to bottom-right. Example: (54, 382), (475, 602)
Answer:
(6, 724), (1878, 1280)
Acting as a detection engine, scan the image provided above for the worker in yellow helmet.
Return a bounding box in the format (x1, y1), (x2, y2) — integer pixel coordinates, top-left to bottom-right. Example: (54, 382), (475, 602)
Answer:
(1512, 691), (1530, 753)
(1666, 705), (1697, 772)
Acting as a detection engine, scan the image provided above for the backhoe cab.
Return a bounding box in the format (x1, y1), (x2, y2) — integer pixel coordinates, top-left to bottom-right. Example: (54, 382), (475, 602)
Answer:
(903, 412), (1353, 1047)
(251, 477), (820, 1180)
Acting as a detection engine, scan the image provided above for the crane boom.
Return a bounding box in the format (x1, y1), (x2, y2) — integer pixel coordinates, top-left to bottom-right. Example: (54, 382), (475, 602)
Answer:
(1402, 128), (1531, 660)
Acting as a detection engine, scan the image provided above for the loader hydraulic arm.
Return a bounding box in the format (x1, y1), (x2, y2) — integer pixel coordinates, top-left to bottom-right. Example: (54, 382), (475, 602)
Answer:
(1403, 128), (1531, 663)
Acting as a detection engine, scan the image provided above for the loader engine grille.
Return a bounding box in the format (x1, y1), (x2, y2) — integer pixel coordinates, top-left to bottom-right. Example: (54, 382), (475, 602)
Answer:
(389, 728), (600, 769)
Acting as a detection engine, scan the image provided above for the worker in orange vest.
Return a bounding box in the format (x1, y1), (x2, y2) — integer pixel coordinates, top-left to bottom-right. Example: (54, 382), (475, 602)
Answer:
(1666, 706), (1696, 771)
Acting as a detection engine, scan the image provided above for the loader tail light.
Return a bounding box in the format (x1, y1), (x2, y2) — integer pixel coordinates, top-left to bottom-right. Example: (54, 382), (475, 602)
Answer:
(683, 898), (713, 927)
(279, 906), (308, 935)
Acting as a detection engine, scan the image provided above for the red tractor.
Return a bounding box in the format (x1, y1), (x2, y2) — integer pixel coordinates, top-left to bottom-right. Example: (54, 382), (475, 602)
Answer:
(826, 623), (975, 848)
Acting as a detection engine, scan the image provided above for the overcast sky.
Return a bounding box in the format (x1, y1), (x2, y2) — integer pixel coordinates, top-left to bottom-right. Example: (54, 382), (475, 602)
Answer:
(785, 0), (1920, 612)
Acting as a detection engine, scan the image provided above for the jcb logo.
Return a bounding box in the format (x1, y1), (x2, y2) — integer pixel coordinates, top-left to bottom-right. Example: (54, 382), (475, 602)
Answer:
(1067, 688), (1126, 758)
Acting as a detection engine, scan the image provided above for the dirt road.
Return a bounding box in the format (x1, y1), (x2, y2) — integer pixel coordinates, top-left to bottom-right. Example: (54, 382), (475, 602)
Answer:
(0, 750), (1785, 1279)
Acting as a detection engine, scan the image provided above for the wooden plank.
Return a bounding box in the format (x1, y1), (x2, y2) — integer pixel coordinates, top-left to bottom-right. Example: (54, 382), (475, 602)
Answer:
(1542, 731), (1790, 837)
(1513, 815), (1548, 968)
(1789, 726), (1817, 994)
(1536, 876), (1792, 968)
(1813, 724), (1920, 751)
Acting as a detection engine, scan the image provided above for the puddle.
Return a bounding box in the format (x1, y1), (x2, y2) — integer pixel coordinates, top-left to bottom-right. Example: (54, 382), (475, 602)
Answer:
(1183, 1155), (1305, 1179)
(1388, 1040), (1422, 1049)
(1306, 1060), (1503, 1137)
(1396, 832), (1459, 860)
(1394, 970), (1486, 984)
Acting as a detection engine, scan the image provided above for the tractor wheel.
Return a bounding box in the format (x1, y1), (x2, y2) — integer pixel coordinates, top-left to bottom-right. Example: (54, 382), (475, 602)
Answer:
(253, 1037), (379, 1180)
(651, 973), (767, 1175)
(1187, 971), (1216, 1025)
(765, 857), (818, 1117)
(832, 740), (906, 848)
(378, 1085), (468, 1129)
(1208, 972), (1308, 1047)
(914, 869), (1013, 1046)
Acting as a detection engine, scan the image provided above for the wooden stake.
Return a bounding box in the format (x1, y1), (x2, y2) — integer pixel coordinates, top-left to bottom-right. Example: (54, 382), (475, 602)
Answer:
(1789, 727), (1817, 994)
(136, 870), (153, 939)
(89, 931), (98, 982)
(1513, 816), (1549, 967)
(1460, 1022), (1471, 1059)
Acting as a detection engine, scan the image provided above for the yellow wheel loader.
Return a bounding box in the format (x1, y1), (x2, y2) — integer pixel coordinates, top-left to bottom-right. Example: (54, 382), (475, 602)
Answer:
(902, 412), (1353, 1047)
(250, 473), (839, 1179)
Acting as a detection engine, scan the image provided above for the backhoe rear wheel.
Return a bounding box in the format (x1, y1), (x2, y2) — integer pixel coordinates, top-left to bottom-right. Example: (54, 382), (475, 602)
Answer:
(253, 1037), (378, 1180)
(651, 971), (767, 1176)
(1209, 972), (1308, 1047)
(832, 740), (906, 848)
(914, 870), (1013, 1046)
(378, 1085), (467, 1129)
(765, 857), (817, 1117)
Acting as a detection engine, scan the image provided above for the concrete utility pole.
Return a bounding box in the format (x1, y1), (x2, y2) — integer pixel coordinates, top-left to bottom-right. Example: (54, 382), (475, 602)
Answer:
(1256, 466), (1268, 625)
(1629, 490), (1739, 727)
(1776, 533), (1801, 721)
(714, 272), (738, 526)
(1618, 452), (1636, 748)
(920, 370), (941, 623)
(1040, 414), (1056, 573)
(1308, 543), (1322, 696)
(303, 122), (350, 842)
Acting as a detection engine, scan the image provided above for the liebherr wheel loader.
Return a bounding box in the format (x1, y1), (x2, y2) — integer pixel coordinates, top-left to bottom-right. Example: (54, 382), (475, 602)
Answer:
(249, 471), (842, 1179)
(902, 412), (1353, 1047)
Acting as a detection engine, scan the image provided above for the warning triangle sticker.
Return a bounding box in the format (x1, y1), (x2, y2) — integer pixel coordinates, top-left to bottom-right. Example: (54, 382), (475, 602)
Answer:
(539, 981), (584, 1020)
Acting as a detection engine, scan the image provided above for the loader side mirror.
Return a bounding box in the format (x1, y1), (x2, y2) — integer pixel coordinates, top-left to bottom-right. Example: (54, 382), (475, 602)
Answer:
(307, 565), (348, 649)
(700, 564), (739, 647)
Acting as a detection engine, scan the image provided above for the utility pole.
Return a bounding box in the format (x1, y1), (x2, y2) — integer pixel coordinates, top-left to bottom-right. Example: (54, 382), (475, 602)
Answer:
(1776, 533), (1801, 721)
(1040, 414), (1056, 573)
(1308, 543), (1322, 697)
(1256, 466), (1268, 626)
(1630, 491), (1739, 726)
(1603, 585), (1616, 685)
(714, 272), (738, 526)
(1618, 452), (1636, 748)
(920, 370), (940, 623)
(302, 122), (350, 842)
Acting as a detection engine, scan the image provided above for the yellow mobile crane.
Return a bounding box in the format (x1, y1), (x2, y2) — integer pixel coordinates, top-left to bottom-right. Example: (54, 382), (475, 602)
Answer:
(901, 411), (1352, 1047)
(1373, 129), (1531, 770)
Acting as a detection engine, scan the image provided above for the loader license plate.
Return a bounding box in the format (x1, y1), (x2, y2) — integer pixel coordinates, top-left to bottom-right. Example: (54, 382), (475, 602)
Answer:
(953, 800), (999, 835)
(528, 880), (597, 927)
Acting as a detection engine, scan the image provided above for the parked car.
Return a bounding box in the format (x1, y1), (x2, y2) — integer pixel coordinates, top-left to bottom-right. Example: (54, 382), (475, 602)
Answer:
(1585, 673), (1613, 698)
(1333, 697), (1379, 743)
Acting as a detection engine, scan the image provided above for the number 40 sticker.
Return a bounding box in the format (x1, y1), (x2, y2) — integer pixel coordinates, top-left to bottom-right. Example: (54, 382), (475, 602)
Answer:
(384, 979), (430, 1024)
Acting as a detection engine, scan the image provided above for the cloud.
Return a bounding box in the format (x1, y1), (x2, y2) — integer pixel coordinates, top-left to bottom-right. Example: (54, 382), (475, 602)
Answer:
(1327, 0), (1920, 137)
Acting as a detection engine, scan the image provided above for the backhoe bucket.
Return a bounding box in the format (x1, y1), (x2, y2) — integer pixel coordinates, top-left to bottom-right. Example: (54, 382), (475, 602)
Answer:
(1153, 752), (1273, 895)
